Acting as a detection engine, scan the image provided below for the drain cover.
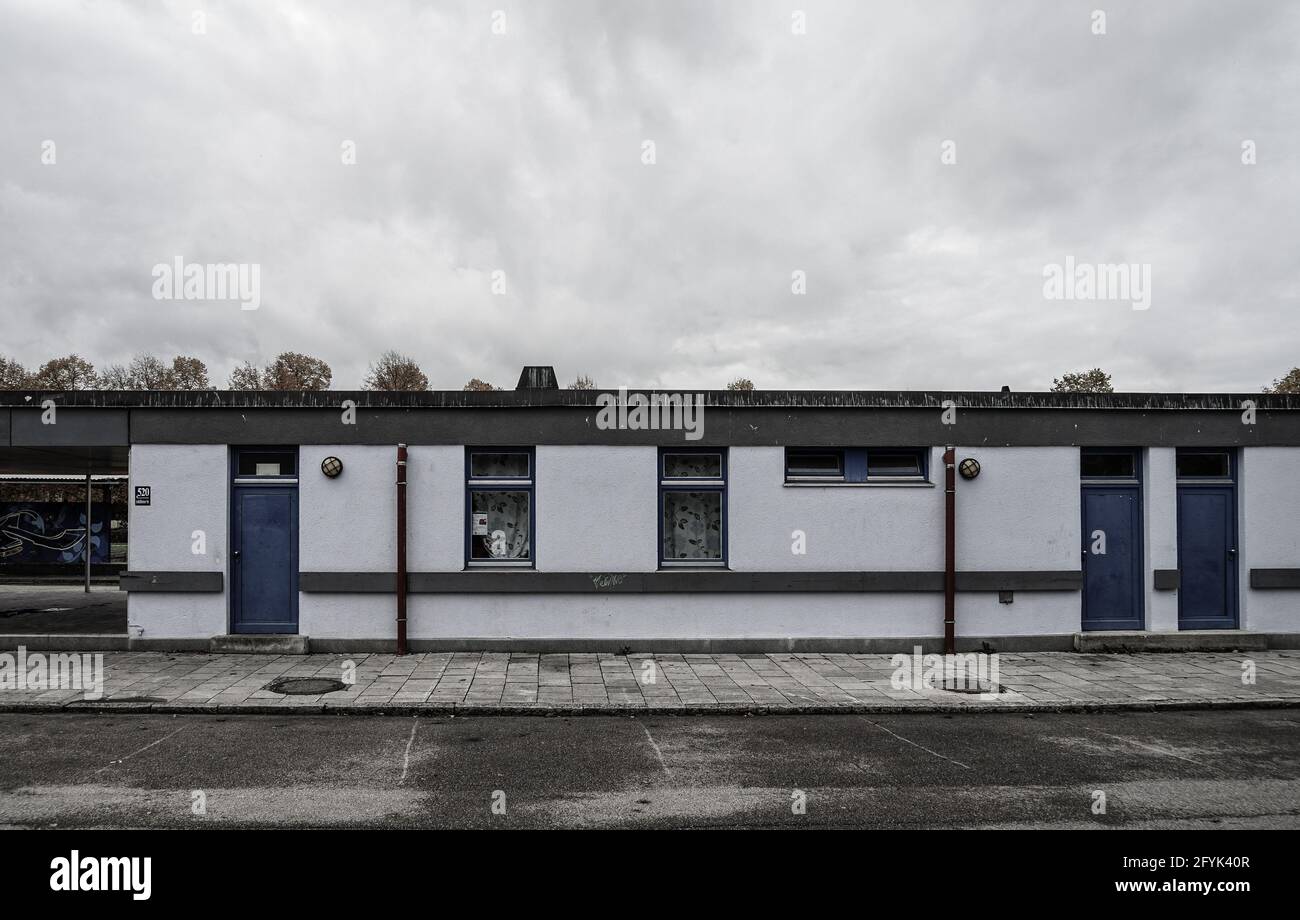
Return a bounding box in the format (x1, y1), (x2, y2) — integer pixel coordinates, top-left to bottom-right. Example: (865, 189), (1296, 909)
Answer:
(266, 677), (347, 695)
(942, 677), (1000, 695)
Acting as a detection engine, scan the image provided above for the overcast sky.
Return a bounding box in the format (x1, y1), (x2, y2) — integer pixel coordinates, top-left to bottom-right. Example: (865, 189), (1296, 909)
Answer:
(2, 1), (1296, 392)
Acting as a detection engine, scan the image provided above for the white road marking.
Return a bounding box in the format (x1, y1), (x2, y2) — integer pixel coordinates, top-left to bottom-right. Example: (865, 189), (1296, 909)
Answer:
(861, 717), (971, 770)
(95, 725), (187, 774)
(400, 716), (419, 785)
(640, 722), (671, 777)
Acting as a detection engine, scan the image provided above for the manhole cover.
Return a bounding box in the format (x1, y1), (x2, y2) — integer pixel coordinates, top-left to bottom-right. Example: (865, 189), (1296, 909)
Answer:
(942, 678), (1001, 695)
(265, 677), (347, 695)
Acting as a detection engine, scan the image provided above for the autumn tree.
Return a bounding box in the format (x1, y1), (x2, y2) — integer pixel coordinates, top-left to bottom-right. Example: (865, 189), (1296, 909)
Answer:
(29, 354), (98, 389)
(261, 352), (332, 390)
(0, 356), (29, 389)
(101, 354), (212, 389)
(463, 378), (498, 392)
(228, 362), (262, 390)
(1264, 368), (1300, 394)
(363, 351), (429, 391)
(1051, 368), (1113, 393)
(98, 364), (130, 389)
(567, 374), (596, 390)
(169, 356), (210, 389)
(101, 355), (168, 389)
(726, 377), (755, 391)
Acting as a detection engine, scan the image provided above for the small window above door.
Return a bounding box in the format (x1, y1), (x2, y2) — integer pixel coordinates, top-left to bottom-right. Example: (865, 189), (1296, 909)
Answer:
(1080, 450), (1137, 480)
(1176, 450), (1231, 480)
(235, 449), (297, 477)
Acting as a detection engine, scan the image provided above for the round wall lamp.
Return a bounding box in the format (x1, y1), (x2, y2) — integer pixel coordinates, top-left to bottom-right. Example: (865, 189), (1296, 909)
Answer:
(321, 456), (344, 478)
(958, 458), (981, 480)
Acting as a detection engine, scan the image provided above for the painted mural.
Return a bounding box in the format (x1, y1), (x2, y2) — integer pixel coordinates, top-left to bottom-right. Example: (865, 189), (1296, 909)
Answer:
(0, 503), (109, 564)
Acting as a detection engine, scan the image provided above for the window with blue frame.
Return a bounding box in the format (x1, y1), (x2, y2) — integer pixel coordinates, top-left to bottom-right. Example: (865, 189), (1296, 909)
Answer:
(659, 449), (726, 566)
(784, 447), (928, 483)
(466, 448), (533, 566)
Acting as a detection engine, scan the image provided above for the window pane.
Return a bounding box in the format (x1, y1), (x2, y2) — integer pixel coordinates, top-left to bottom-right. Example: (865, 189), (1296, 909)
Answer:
(470, 452), (530, 478)
(787, 451), (843, 477)
(469, 491), (531, 560)
(237, 452), (296, 476)
(1081, 452), (1135, 478)
(663, 453), (722, 479)
(867, 451), (923, 477)
(1177, 452), (1229, 479)
(662, 491), (722, 560)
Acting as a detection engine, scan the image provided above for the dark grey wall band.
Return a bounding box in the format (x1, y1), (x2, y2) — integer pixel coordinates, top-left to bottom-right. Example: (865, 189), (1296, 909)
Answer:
(120, 571), (224, 592)
(299, 570), (1082, 594)
(1250, 569), (1300, 589)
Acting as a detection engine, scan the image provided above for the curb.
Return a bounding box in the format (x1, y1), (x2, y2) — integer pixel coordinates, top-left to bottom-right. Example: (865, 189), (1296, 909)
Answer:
(1, 697), (1297, 717)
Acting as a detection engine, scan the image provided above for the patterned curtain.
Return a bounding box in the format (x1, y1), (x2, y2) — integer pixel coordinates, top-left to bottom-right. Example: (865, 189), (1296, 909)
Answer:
(662, 491), (721, 560)
(471, 491), (530, 559)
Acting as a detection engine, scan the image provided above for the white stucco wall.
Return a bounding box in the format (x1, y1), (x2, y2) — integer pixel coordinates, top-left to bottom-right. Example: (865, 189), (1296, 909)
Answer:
(298, 445), (465, 573)
(324, 593), (949, 640)
(299, 445), (395, 572)
(536, 446), (658, 571)
(296, 443), (1083, 640)
(1241, 448), (1300, 632)
(728, 447), (943, 571)
(951, 446), (1079, 571)
(127, 444), (228, 638)
(127, 438), (1300, 643)
(1145, 448), (1179, 631)
(407, 446), (466, 572)
(300, 591), (1077, 641)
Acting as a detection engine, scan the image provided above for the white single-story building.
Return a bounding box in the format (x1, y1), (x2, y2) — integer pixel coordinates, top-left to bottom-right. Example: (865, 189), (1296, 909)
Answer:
(4, 366), (1297, 652)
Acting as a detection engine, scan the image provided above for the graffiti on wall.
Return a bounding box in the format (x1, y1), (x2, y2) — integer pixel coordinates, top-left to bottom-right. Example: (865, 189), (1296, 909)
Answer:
(0, 503), (109, 564)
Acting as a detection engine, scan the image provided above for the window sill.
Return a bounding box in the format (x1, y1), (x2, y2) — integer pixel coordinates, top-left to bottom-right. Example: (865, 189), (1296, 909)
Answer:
(782, 481), (935, 489)
(464, 564), (535, 571)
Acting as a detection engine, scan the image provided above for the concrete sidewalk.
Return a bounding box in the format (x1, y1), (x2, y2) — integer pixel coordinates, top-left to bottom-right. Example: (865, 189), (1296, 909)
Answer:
(3, 649), (1299, 715)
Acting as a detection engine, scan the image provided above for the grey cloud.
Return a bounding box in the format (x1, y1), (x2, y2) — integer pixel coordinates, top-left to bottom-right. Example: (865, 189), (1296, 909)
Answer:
(0, 0), (1296, 392)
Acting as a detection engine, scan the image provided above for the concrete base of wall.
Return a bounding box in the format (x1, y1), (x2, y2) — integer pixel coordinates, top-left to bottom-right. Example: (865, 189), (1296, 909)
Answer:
(209, 634), (310, 655)
(1074, 630), (1272, 653)
(1, 632), (1295, 654)
(307, 635), (1080, 654)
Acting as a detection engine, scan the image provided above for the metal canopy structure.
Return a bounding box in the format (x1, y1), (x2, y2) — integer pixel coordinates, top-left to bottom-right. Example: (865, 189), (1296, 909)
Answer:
(0, 445), (128, 476)
(0, 447), (127, 593)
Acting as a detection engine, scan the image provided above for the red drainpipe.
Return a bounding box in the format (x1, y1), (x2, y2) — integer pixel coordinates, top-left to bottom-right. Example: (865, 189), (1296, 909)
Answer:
(396, 443), (408, 656)
(943, 446), (956, 656)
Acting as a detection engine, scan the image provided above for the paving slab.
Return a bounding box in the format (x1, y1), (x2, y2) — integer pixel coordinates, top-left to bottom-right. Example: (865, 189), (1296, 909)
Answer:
(0, 649), (1297, 715)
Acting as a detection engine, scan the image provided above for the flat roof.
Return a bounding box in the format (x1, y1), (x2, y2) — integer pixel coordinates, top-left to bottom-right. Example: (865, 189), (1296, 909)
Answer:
(0, 389), (1296, 411)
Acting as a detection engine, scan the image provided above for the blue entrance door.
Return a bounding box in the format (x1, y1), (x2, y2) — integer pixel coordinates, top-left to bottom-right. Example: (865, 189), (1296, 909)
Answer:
(231, 486), (298, 633)
(1177, 487), (1237, 629)
(1081, 487), (1143, 630)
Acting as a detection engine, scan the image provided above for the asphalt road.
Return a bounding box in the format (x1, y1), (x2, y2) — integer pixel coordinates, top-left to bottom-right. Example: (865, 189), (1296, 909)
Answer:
(0, 585), (125, 634)
(0, 710), (1296, 828)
